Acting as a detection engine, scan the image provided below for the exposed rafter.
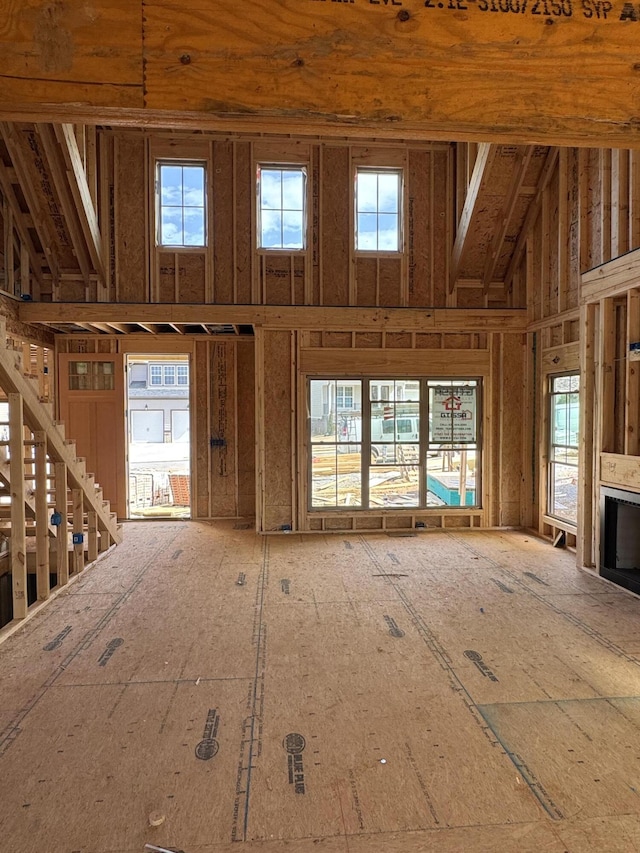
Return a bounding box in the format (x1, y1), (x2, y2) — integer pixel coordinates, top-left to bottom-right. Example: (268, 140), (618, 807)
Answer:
(35, 123), (92, 285)
(482, 146), (534, 295)
(449, 144), (497, 293)
(503, 149), (559, 292)
(0, 122), (61, 284)
(0, 159), (44, 292)
(54, 124), (105, 284)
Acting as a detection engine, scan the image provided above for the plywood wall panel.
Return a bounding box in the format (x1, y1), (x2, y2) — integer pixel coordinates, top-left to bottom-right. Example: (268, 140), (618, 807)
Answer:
(457, 288), (485, 309)
(264, 256), (294, 306)
(261, 330), (293, 531)
(179, 252), (206, 303)
(158, 252), (175, 303)
(114, 135), (147, 302)
(548, 172), (560, 316)
(311, 145), (321, 305)
(236, 339), (256, 519)
(407, 150), (431, 307)
(234, 142), (253, 304)
(213, 140), (235, 304)
(356, 257), (377, 307)
(59, 280), (86, 302)
(432, 149), (449, 307)
(378, 258), (402, 308)
(210, 341), (237, 517)
(567, 148), (581, 311)
(499, 334), (524, 527)
(294, 255), (305, 306)
(194, 340), (210, 518)
(321, 148), (350, 307)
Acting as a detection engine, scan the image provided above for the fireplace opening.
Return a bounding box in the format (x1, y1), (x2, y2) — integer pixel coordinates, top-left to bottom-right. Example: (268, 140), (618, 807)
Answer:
(600, 486), (640, 595)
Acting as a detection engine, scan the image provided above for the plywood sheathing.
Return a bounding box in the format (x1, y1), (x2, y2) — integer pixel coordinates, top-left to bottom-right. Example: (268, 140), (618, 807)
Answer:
(2, 523), (640, 852)
(258, 329), (294, 532)
(114, 134), (148, 303)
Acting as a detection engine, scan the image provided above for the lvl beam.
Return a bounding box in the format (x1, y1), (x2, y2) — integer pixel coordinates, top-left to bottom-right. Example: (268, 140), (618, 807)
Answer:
(2, 3), (640, 147)
(19, 303), (528, 332)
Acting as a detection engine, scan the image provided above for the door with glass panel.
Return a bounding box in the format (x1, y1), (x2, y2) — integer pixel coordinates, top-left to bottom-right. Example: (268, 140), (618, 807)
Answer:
(58, 354), (126, 518)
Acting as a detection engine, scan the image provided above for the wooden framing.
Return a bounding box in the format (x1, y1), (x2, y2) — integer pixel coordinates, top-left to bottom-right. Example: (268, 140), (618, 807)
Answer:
(4, 2), (640, 147)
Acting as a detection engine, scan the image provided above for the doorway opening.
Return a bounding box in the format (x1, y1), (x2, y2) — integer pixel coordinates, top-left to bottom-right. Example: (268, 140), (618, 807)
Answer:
(126, 354), (191, 519)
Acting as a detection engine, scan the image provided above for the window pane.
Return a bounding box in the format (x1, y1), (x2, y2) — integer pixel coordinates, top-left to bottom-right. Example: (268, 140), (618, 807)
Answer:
(337, 449), (362, 506)
(378, 213), (399, 251)
(183, 207), (205, 247)
(261, 209), (283, 249)
(550, 462), (578, 524)
(429, 384), (478, 446)
(160, 207), (183, 246)
(357, 213), (378, 250)
(426, 450), (477, 507)
(378, 172), (399, 213)
(160, 165), (182, 205)
(183, 166), (204, 207)
(548, 373), (579, 523)
(282, 210), (304, 249)
(259, 167), (306, 250)
(312, 447), (337, 507)
(282, 170), (304, 210)
(357, 172), (378, 213)
(310, 377), (479, 512)
(369, 463), (419, 508)
(260, 170), (282, 210)
(311, 447), (362, 508)
(164, 365), (175, 385)
(158, 164), (206, 248)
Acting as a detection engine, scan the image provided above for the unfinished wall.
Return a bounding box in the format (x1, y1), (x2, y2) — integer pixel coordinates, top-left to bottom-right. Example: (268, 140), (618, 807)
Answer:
(518, 148), (640, 562)
(57, 334), (256, 522)
(255, 326), (524, 534)
(104, 132), (455, 310)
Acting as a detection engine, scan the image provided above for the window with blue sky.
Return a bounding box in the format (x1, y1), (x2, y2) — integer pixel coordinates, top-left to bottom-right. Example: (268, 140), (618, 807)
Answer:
(258, 166), (306, 250)
(157, 162), (206, 247)
(355, 169), (402, 252)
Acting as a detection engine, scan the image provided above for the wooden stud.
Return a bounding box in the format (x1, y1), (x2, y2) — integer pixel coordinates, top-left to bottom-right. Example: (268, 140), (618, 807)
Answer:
(625, 289), (640, 457)
(34, 430), (50, 601)
(9, 393), (27, 619)
(577, 303), (597, 569)
(72, 488), (85, 574)
(54, 461), (69, 586)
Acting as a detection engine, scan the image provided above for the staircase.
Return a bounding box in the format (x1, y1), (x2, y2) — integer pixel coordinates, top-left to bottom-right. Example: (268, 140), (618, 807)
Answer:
(0, 320), (121, 628)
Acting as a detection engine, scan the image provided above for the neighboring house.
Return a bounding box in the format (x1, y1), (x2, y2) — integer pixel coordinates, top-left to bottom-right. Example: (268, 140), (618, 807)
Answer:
(127, 359), (190, 443)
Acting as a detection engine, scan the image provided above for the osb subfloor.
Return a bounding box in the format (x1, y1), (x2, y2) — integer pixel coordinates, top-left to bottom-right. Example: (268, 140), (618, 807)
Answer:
(2, 523), (640, 853)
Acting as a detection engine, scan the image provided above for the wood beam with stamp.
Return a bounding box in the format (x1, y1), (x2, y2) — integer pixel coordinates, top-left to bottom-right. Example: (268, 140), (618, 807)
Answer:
(1, 1), (640, 147)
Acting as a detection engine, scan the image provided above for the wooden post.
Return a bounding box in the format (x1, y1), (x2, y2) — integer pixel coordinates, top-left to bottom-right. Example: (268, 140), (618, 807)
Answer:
(9, 394), (27, 619)
(72, 488), (84, 574)
(34, 430), (50, 601)
(87, 510), (98, 563)
(458, 449), (468, 508)
(600, 298), (616, 454)
(54, 462), (69, 586)
(625, 289), (640, 457)
(578, 303), (597, 569)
